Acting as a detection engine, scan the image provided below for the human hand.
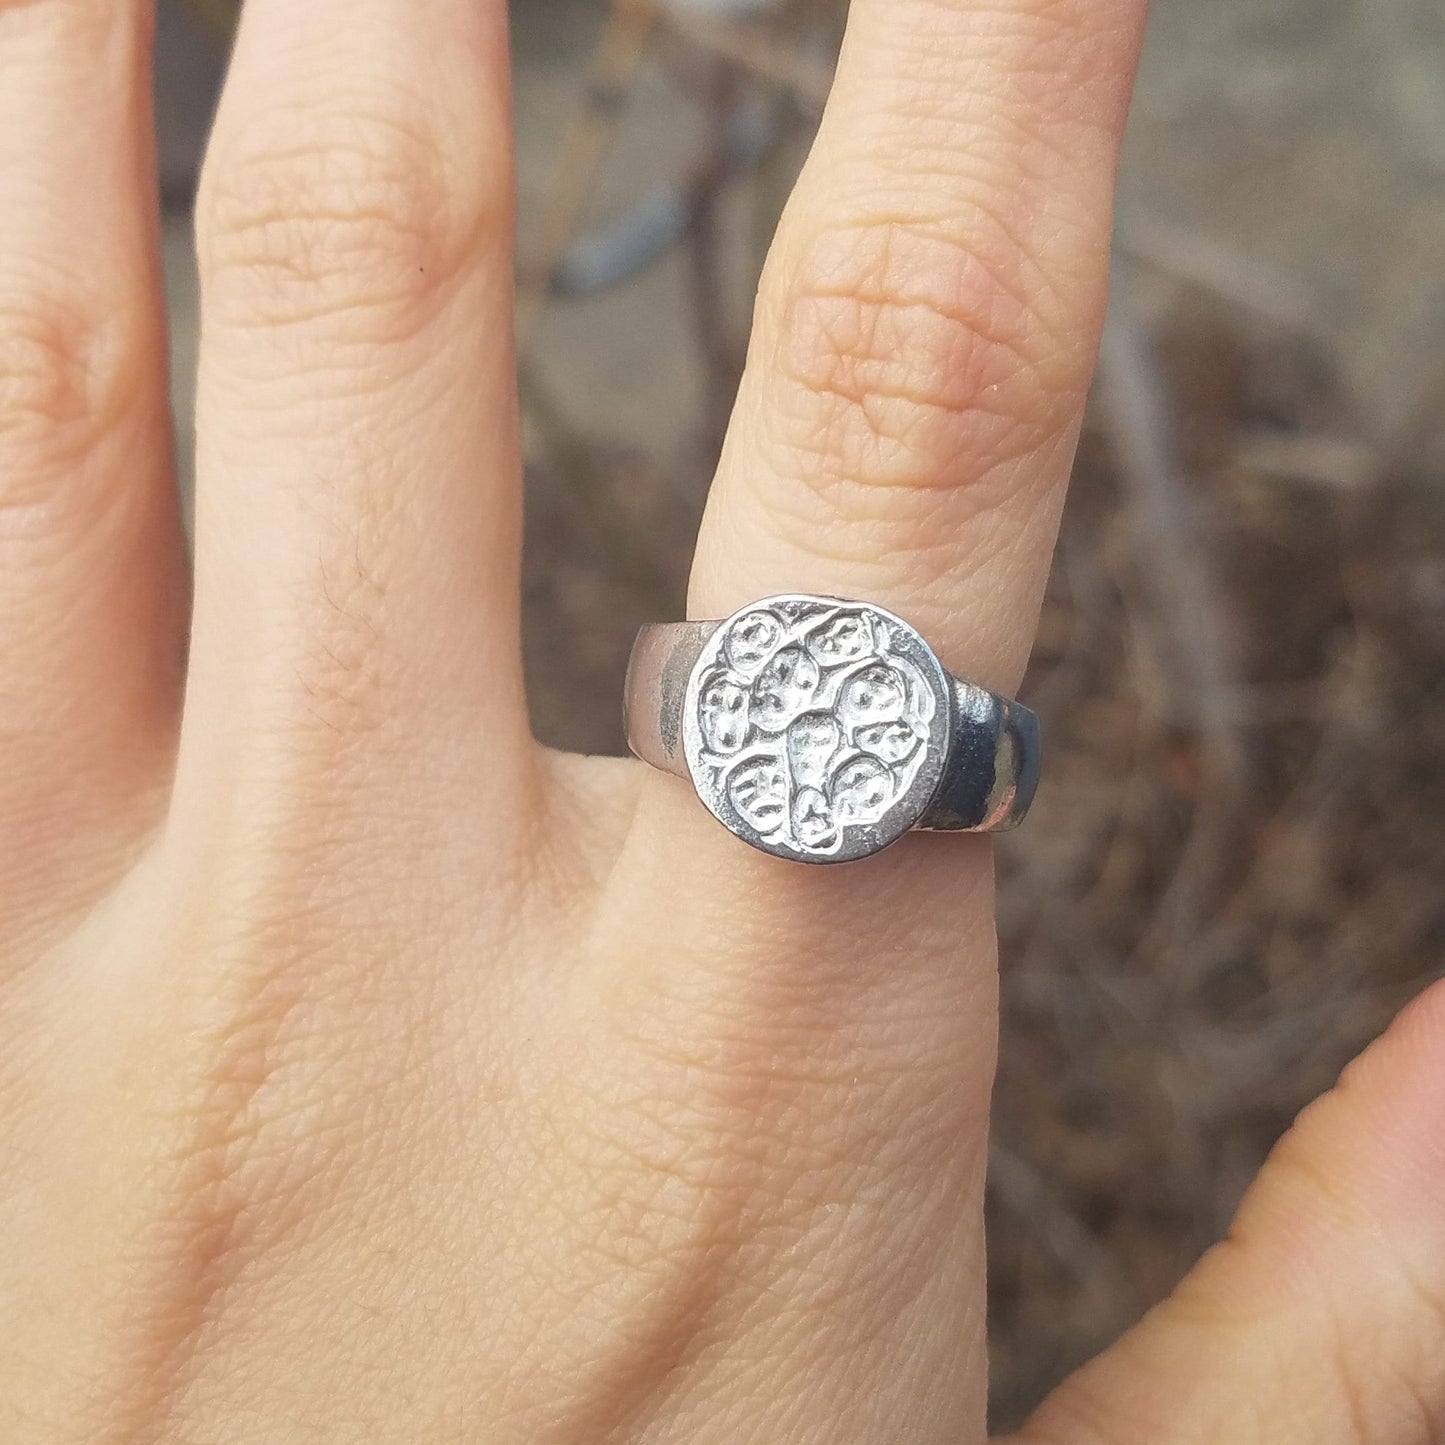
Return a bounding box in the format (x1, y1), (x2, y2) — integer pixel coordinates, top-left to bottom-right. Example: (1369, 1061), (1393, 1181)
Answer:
(3, 1), (1442, 1441)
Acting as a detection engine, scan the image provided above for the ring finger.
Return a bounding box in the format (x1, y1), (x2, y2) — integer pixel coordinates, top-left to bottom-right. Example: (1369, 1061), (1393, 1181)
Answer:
(693, 0), (1148, 695)
(595, 5), (1150, 1433)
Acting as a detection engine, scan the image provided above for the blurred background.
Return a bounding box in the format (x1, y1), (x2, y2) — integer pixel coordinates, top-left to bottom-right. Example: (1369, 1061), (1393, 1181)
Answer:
(159, 0), (1445, 1428)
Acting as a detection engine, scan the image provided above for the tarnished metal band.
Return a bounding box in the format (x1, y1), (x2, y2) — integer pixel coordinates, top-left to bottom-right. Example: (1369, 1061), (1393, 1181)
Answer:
(625, 602), (1040, 857)
(624, 621), (720, 776)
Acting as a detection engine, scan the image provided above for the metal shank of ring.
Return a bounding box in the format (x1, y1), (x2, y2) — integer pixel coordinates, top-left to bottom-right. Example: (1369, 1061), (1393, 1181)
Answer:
(624, 619), (1041, 836)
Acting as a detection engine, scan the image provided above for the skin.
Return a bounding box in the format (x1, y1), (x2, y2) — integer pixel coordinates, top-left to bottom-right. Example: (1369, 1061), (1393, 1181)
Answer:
(0, 1), (1442, 1441)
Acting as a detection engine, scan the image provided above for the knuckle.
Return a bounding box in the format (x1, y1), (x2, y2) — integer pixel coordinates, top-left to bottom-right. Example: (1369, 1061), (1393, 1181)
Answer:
(541, 975), (986, 1374)
(0, 280), (151, 523)
(155, 914), (412, 1253)
(197, 100), (508, 343)
(758, 217), (1083, 529)
(587, 944), (988, 1211)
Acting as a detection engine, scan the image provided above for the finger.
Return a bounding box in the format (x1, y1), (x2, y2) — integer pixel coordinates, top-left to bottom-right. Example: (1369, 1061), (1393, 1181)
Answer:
(178, 0), (531, 836)
(691, 0), (1148, 694)
(0, 1), (184, 933)
(591, 10), (1147, 1432)
(1010, 979), (1445, 1445)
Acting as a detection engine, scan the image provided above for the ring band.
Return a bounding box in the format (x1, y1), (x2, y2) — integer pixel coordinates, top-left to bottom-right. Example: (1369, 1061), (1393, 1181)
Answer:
(624, 594), (1040, 863)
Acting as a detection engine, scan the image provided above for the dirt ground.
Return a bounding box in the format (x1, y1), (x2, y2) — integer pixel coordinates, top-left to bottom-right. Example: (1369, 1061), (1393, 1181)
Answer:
(154, 0), (1445, 1426)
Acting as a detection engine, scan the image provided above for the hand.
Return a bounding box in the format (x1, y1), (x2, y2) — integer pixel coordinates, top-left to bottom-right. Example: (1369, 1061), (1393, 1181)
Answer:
(3, 2), (1442, 1441)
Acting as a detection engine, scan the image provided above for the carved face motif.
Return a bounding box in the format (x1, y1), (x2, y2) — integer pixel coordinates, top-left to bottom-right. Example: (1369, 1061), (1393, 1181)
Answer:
(684, 596), (951, 861)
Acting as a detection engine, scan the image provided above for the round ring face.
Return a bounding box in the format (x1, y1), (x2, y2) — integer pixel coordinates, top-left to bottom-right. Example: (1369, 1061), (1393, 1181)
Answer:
(682, 595), (953, 862)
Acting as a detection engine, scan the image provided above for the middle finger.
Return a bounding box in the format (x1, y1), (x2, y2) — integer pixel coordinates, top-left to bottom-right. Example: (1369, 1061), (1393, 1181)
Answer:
(176, 0), (531, 838)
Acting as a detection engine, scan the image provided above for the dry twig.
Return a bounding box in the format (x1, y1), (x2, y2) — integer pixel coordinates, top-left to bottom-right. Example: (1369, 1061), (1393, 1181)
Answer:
(516, 0), (663, 343)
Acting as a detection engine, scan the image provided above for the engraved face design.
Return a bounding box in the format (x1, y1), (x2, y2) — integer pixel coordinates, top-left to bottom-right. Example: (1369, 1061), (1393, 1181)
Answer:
(683, 595), (951, 862)
(839, 665), (907, 726)
(725, 611), (784, 672)
(727, 757), (788, 833)
(786, 713), (843, 790)
(698, 678), (749, 754)
(751, 646), (820, 732)
(831, 755), (893, 825)
(807, 614), (874, 666)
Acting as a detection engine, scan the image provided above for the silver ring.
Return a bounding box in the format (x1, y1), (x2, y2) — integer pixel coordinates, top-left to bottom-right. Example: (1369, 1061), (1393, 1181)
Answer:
(624, 593), (1041, 863)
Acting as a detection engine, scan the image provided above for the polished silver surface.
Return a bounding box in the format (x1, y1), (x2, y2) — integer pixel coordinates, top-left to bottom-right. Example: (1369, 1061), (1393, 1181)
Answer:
(625, 594), (1041, 863)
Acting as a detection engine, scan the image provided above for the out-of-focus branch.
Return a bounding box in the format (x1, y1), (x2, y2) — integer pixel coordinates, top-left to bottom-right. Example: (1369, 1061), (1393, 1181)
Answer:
(1097, 258), (1249, 789)
(1096, 256), (1253, 953)
(1117, 208), (1321, 333)
(172, 0), (240, 39)
(519, 362), (677, 611)
(659, 8), (831, 113)
(516, 0), (662, 344)
(988, 1141), (1137, 1313)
